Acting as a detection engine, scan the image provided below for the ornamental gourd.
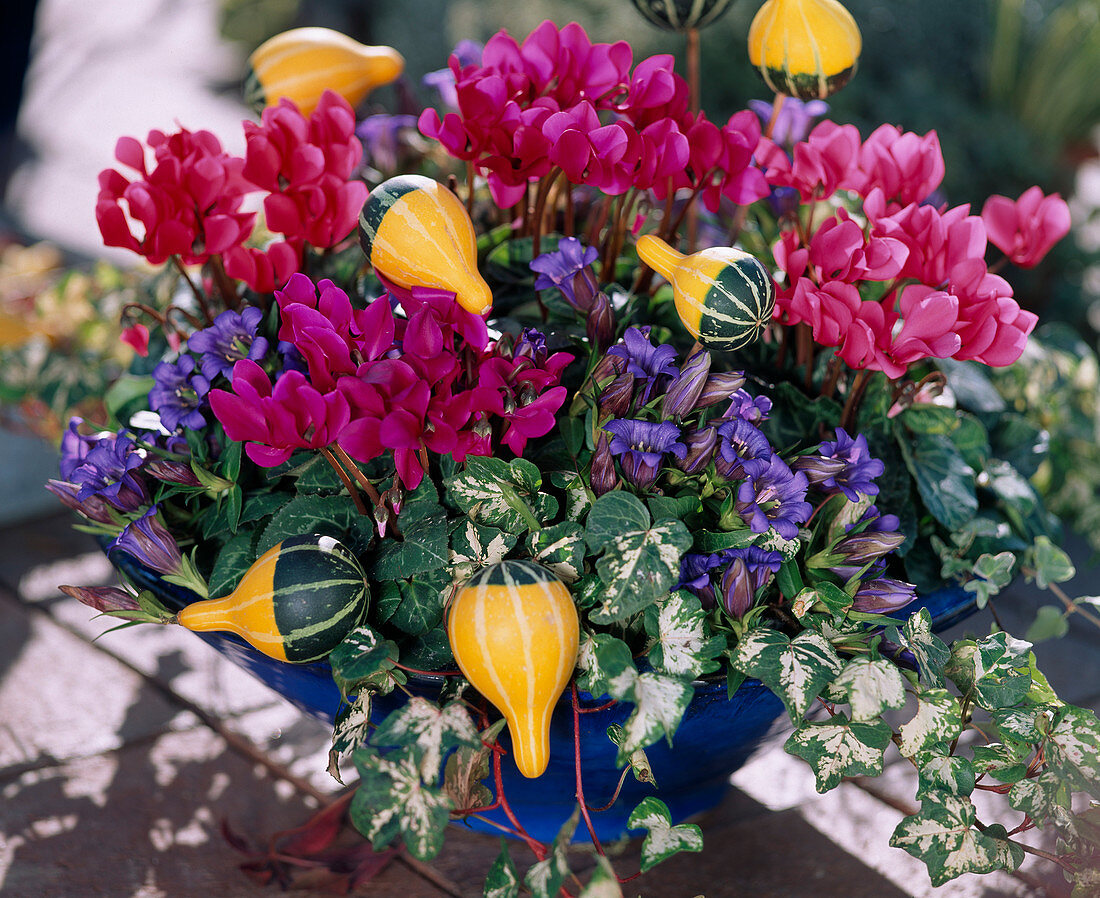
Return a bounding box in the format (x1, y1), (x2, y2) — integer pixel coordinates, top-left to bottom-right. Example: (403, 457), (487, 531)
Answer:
(358, 175), (493, 316)
(748, 0), (862, 100)
(630, 0), (736, 32)
(176, 534), (368, 663)
(447, 561), (580, 779)
(245, 27), (405, 116)
(637, 234), (776, 351)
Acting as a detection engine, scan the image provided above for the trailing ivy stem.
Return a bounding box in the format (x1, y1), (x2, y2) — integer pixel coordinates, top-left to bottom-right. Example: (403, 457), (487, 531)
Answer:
(319, 447), (369, 516)
(586, 766), (631, 813)
(490, 734), (547, 859)
(330, 445), (383, 506)
(170, 255), (214, 323)
(571, 684), (607, 856)
(1045, 578), (1100, 629)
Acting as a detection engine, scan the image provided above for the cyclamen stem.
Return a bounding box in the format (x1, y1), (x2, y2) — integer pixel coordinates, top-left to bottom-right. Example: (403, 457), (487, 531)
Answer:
(330, 445), (384, 507)
(170, 256), (214, 323)
(320, 447), (369, 516)
(209, 255), (240, 311)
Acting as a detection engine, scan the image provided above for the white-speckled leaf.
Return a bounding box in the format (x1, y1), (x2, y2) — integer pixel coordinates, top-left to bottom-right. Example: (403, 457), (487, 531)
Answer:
(898, 688), (961, 757)
(915, 751), (976, 799)
(1008, 771), (1070, 823)
(627, 797), (703, 872)
(550, 469), (593, 522)
(578, 856), (624, 897)
(528, 521), (585, 582)
(524, 808), (578, 898)
(730, 627), (843, 722)
(889, 795), (1003, 886)
(371, 697), (479, 785)
(576, 632), (636, 697)
(449, 520), (516, 582)
(590, 520), (692, 624)
(644, 590), (723, 679)
(785, 715), (892, 792)
(898, 608), (950, 689)
(617, 672), (695, 764)
(328, 692), (372, 783)
(483, 841), (520, 898)
(449, 456), (557, 533)
(945, 631), (1033, 710)
(833, 657), (908, 721)
(1046, 706), (1100, 792)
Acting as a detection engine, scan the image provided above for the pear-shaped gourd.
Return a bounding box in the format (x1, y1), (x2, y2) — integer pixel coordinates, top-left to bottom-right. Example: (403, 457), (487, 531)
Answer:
(358, 175), (493, 316)
(176, 534), (367, 663)
(245, 27), (405, 116)
(637, 234), (775, 351)
(630, 0), (736, 32)
(447, 560), (579, 778)
(748, 0), (862, 100)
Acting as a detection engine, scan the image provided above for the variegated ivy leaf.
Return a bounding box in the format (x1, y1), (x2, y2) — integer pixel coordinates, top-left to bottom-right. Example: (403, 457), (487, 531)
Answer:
(606, 724), (657, 788)
(615, 670), (695, 765)
(1045, 705), (1100, 793)
(914, 749), (976, 799)
(483, 840), (520, 898)
(590, 520), (692, 624)
(579, 856), (624, 898)
(729, 627), (843, 723)
(444, 719), (506, 814)
(1008, 771), (1072, 824)
(350, 748), (452, 861)
(328, 625), (399, 699)
(992, 705), (1050, 744)
(889, 793), (1021, 886)
(832, 657), (908, 721)
(448, 456), (557, 534)
(448, 520), (516, 583)
(896, 608), (950, 689)
(550, 469), (593, 522)
(524, 807), (578, 898)
(576, 632), (636, 697)
(944, 631), (1032, 710)
(328, 692), (372, 784)
(970, 742), (1029, 784)
(791, 582), (852, 621)
(644, 590), (724, 679)
(898, 688), (961, 758)
(627, 796), (704, 872)
(528, 521), (585, 582)
(371, 697), (479, 785)
(784, 715), (892, 792)
(584, 491), (651, 552)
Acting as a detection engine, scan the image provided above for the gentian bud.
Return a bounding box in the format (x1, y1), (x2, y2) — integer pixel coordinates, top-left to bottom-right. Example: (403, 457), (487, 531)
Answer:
(697, 370), (747, 408)
(590, 350), (627, 383)
(852, 578), (917, 613)
(586, 291), (615, 354)
(661, 347), (711, 419)
(833, 530), (905, 563)
(598, 373), (636, 419)
(676, 425), (718, 474)
(58, 584), (142, 613)
(569, 266), (599, 312)
(144, 459), (203, 487)
(721, 557), (754, 618)
(590, 433), (618, 496)
(108, 506), (183, 576)
(45, 479), (119, 525)
(791, 454), (847, 485)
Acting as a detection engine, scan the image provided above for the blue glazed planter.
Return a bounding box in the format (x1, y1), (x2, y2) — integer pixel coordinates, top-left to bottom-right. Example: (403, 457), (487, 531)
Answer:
(111, 549), (976, 843)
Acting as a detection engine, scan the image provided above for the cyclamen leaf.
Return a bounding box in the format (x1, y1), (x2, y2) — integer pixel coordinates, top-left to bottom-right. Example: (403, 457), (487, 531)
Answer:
(389, 571), (449, 636)
(371, 697), (480, 785)
(644, 590), (723, 679)
(328, 693), (372, 784)
(350, 748), (452, 861)
(615, 671), (695, 765)
(832, 658), (907, 721)
(576, 632), (635, 698)
(627, 796), (704, 872)
(785, 715), (892, 792)
(1045, 705), (1100, 793)
(730, 628), (843, 723)
(524, 808), (578, 898)
(898, 688), (961, 757)
(579, 856), (624, 898)
(328, 625), (399, 699)
(528, 522), (586, 582)
(897, 608), (950, 689)
(206, 528), (258, 599)
(889, 794), (1016, 886)
(449, 456), (556, 533)
(258, 493), (359, 553)
(483, 841), (520, 898)
(898, 432), (978, 532)
(370, 514), (450, 580)
(590, 520), (692, 624)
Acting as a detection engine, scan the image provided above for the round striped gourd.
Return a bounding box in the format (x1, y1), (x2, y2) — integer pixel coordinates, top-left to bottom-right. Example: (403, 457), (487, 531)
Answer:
(447, 560), (579, 779)
(748, 0), (861, 100)
(630, 0), (736, 32)
(245, 27), (404, 116)
(176, 534), (367, 663)
(637, 234), (775, 351)
(358, 175), (493, 316)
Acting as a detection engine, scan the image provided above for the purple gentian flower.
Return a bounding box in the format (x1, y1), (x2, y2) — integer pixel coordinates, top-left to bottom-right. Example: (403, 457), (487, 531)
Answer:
(817, 428), (885, 501)
(109, 505), (182, 576)
(59, 417), (96, 481)
(277, 340), (308, 376)
(423, 39), (483, 109)
(356, 114), (418, 172)
(68, 430), (148, 511)
(677, 552), (724, 607)
(150, 355), (211, 432)
(736, 455), (812, 539)
(852, 578), (918, 614)
(851, 505), (901, 534)
(715, 418), (773, 480)
(607, 327), (680, 405)
(604, 418), (687, 490)
(724, 389), (772, 425)
(187, 307), (270, 381)
(748, 96), (830, 147)
(530, 237), (599, 310)
(45, 479), (118, 524)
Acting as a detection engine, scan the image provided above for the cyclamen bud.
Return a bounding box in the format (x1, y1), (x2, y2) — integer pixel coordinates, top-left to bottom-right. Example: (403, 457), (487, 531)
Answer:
(598, 373), (636, 419)
(676, 425), (718, 475)
(586, 292), (616, 354)
(697, 371), (748, 408)
(590, 433), (619, 496)
(661, 347), (711, 419)
(852, 578), (917, 613)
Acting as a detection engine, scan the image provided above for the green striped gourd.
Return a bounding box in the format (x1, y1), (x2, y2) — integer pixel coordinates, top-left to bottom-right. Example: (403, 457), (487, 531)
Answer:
(447, 560), (579, 779)
(358, 175), (493, 316)
(637, 234), (775, 351)
(176, 534), (367, 663)
(630, 0), (736, 32)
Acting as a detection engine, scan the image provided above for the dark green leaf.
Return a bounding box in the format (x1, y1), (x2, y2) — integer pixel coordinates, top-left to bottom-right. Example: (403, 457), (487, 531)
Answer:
(257, 494), (358, 554)
(648, 494), (704, 523)
(329, 625), (399, 698)
(691, 528), (758, 553)
(370, 515), (450, 581)
(915, 750), (976, 799)
(935, 359), (1006, 412)
(897, 608), (951, 689)
(448, 456), (556, 533)
(945, 632), (1032, 711)
(389, 571), (449, 636)
(238, 492), (289, 526)
(483, 840), (520, 898)
(206, 528), (258, 599)
(399, 627), (455, 671)
(898, 432), (977, 531)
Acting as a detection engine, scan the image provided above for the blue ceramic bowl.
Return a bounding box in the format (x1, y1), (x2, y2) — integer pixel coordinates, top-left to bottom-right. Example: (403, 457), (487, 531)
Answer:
(111, 550), (975, 843)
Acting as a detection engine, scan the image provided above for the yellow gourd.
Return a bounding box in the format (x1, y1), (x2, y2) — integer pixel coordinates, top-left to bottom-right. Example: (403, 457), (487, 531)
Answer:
(748, 0), (862, 100)
(245, 27), (405, 116)
(637, 234), (775, 351)
(447, 560), (580, 778)
(358, 175), (493, 316)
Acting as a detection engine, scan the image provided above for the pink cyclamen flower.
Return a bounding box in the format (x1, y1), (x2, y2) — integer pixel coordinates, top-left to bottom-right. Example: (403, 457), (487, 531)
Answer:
(96, 128), (254, 265)
(222, 239), (302, 293)
(844, 125), (945, 207)
(982, 186), (1071, 268)
(120, 323), (150, 357)
(757, 120), (862, 203)
(209, 360), (350, 466)
(242, 90), (369, 248)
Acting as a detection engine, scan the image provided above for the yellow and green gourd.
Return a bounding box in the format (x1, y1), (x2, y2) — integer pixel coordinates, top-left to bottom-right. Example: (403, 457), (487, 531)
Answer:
(629, 0), (736, 32)
(447, 560), (580, 779)
(747, 0), (862, 100)
(244, 27), (405, 116)
(176, 534), (368, 663)
(637, 234), (776, 351)
(358, 175), (493, 316)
